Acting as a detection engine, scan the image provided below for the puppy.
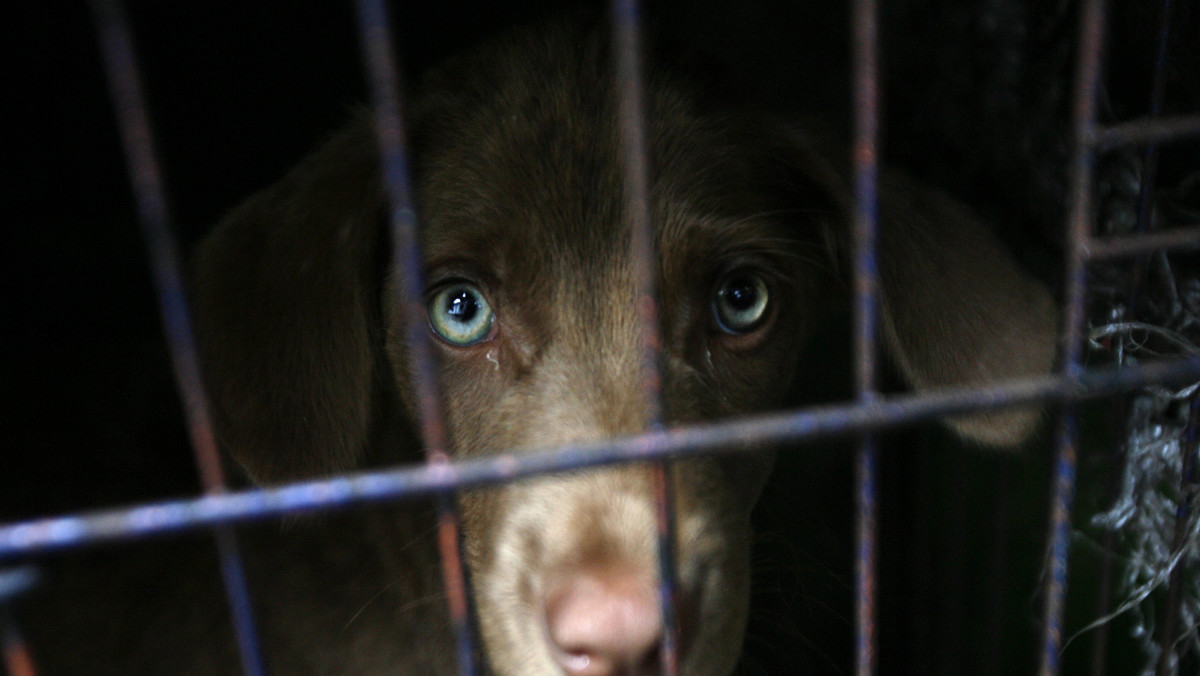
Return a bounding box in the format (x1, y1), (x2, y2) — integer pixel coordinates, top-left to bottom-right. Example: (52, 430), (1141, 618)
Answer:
(26, 16), (1055, 676)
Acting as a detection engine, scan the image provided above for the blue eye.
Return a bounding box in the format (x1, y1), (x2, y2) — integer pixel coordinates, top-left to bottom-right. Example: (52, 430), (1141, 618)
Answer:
(427, 283), (495, 346)
(713, 272), (770, 334)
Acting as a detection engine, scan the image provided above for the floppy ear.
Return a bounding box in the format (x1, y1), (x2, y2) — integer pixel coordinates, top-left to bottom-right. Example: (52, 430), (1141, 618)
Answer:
(874, 171), (1057, 446)
(192, 118), (387, 483)
(773, 130), (1057, 446)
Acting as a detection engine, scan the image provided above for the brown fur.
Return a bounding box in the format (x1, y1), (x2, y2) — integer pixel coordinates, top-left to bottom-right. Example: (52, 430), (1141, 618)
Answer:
(27, 18), (1055, 676)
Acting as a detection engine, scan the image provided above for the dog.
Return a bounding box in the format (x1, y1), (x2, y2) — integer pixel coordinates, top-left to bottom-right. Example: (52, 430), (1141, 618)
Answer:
(24, 15), (1055, 676)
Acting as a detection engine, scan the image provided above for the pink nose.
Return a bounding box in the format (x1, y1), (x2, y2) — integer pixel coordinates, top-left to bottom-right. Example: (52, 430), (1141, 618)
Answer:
(545, 569), (663, 676)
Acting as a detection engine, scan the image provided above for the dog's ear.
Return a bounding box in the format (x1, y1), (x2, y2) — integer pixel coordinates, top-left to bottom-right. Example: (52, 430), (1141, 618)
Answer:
(874, 172), (1058, 445)
(776, 131), (1057, 446)
(192, 119), (386, 483)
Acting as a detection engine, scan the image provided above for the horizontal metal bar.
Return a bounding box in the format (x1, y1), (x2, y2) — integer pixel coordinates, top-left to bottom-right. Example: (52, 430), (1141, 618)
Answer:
(3, 356), (1198, 562)
(1084, 225), (1200, 259)
(1090, 114), (1200, 150)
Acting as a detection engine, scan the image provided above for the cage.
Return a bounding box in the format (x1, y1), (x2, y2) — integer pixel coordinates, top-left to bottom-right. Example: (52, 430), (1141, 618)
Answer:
(3, 1), (1198, 674)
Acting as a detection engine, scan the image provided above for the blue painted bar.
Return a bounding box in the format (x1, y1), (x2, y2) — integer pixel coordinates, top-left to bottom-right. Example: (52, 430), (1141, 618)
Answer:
(1040, 0), (1108, 673)
(609, 1), (680, 672)
(352, 0), (478, 673)
(7, 358), (1198, 563)
(850, 0), (881, 673)
(88, 2), (267, 673)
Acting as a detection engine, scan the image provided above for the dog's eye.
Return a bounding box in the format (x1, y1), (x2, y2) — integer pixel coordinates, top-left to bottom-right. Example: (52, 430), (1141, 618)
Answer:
(713, 272), (770, 334)
(427, 283), (495, 346)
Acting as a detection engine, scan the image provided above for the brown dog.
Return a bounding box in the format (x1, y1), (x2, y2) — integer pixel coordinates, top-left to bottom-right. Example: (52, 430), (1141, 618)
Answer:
(27, 17), (1055, 676)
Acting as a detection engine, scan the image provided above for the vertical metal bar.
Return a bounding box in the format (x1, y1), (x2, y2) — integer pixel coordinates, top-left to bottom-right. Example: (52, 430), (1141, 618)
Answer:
(1, 568), (40, 676)
(1155, 397), (1198, 676)
(1042, 414), (1081, 676)
(1092, 6), (1173, 667)
(351, 1), (478, 674)
(609, 2), (679, 673)
(87, 2), (268, 674)
(2, 613), (38, 676)
(1041, 0), (1108, 674)
(850, 0), (881, 674)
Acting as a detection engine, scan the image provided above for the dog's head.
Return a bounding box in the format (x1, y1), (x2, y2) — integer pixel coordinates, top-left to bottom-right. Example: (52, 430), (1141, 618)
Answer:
(193, 20), (1055, 676)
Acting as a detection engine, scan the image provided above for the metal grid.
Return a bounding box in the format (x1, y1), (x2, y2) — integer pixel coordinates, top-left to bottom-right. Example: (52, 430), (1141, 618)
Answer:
(2, 0), (1199, 674)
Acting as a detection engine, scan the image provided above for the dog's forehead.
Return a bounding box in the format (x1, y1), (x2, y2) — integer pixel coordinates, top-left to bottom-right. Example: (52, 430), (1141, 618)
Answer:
(410, 26), (809, 297)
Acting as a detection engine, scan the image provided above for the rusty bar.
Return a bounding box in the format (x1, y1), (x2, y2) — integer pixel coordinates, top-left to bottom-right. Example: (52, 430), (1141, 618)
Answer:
(609, 1), (680, 672)
(850, 0), (882, 672)
(0, 568), (40, 676)
(88, 2), (267, 673)
(2, 612), (38, 676)
(352, 1), (478, 673)
(1084, 225), (1200, 260)
(1041, 0), (1108, 673)
(854, 437), (879, 676)
(1091, 114), (1200, 150)
(850, 0), (882, 399)
(1155, 397), (1198, 676)
(87, 0), (227, 501)
(1059, 0), (1108, 374)
(610, 0), (665, 422)
(4, 357), (1200, 563)
(1042, 414), (1081, 676)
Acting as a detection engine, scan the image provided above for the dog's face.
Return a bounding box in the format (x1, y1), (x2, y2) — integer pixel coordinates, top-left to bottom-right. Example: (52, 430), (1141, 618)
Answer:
(193, 19), (1055, 676)
(393, 29), (836, 675)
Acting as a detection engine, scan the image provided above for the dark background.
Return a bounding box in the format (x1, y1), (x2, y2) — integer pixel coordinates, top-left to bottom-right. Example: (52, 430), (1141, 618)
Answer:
(4, 1), (1197, 674)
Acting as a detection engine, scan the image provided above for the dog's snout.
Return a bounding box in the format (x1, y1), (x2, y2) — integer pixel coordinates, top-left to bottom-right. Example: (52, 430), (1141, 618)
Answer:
(545, 567), (663, 676)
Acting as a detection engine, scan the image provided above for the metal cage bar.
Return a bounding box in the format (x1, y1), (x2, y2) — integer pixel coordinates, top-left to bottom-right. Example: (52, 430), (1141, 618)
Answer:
(2, 614), (37, 676)
(608, 1), (683, 672)
(1, 568), (39, 676)
(850, 0), (882, 673)
(6, 358), (1199, 561)
(1086, 225), (1200, 260)
(1092, 2), (1179, 664)
(1039, 0), (1108, 673)
(88, 1), (268, 673)
(1091, 114), (1200, 150)
(352, 0), (479, 672)
(3, 1), (1200, 674)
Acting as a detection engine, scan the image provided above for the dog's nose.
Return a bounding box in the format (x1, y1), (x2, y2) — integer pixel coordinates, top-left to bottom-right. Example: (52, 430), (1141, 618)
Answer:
(545, 568), (662, 676)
